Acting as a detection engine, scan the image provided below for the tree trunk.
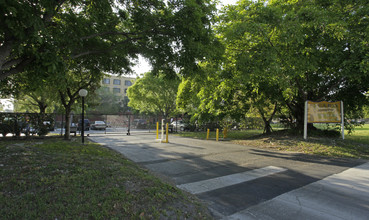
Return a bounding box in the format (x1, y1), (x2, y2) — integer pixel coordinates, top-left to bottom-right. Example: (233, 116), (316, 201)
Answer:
(258, 103), (278, 135)
(263, 120), (272, 134)
(285, 99), (305, 132)
(38, 103), (47, 114)
(294, 106), (305, 132)
(64, 108), (71, 140)
(59, 90), (77, 140)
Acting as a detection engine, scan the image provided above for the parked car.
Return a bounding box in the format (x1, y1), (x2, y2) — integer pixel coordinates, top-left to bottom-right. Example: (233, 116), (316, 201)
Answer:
(0, 116), (27, 137)
(22, 124), (38, 136)
(70, 123), (77, 135)
(91, 121), (107, 130)
(133, 119), (147, 129)
(171, 120), (189, 131)
(43, 121), (55, 131)
(77, 119), (90, 131)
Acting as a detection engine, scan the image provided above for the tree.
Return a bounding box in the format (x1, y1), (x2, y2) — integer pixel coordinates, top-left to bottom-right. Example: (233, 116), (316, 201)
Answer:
(56, 67), (102, 139)
(1, 0), (219, 138)
(14, 94), (52, 114)
(127, 72), (180, 119)
(363, 105), (369, 119)
(88, 87), (122, 115)
(13, 82), (59, 114)
(177, 62), (251, 127)
(0, 0), (218, 82)
(217, 0), (369, 132)
(120, 96), (132, 114)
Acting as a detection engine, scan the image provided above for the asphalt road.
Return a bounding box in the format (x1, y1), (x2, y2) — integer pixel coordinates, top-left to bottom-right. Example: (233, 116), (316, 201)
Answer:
(89, 132), (369, 219)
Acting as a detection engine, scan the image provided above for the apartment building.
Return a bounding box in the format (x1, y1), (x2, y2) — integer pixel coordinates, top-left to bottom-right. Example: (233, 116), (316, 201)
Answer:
(101, 75), (136, 100)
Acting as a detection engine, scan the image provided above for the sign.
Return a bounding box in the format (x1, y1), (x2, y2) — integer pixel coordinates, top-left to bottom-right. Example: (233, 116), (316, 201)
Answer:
(307, 101), (342, 123)
(304, 101), (344, 140)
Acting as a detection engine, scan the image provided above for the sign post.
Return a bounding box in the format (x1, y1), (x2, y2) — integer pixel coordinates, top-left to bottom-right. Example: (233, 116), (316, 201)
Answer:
(161, 119), (164, 142)
(341, 101), (344, 140)
(304, 101), (344, 140)
(304, 101), (308, 140)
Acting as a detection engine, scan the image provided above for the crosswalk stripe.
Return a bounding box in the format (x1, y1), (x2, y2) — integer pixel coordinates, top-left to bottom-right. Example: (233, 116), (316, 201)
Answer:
(177, 166), (287, 194)
(225, 162), (369, 220)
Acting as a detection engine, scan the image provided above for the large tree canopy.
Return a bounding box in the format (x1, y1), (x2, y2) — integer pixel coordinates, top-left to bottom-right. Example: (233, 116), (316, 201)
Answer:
(177, 62), (251, 125)
(0, 0), (218, 83)
(177, 0), (369, 133)
(216, 0), (369, 130)
(0, 0), (219, 139)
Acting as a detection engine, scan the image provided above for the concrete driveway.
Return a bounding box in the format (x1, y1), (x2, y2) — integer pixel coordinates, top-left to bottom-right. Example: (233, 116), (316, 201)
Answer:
(89, 132), (369, 219)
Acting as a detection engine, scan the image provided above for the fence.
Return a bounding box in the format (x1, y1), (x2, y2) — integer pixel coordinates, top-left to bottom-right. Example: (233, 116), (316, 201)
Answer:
(0, 112), (55, 137)
(5, 112), (353, 137)
(55, 113), (164, 136)
(0, 112), (168, 137)
(0, 112), (272, 137)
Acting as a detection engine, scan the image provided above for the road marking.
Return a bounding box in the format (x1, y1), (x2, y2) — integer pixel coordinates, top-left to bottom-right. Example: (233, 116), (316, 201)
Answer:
(177, 166), (287, 194)
(225, 162), (369, 220)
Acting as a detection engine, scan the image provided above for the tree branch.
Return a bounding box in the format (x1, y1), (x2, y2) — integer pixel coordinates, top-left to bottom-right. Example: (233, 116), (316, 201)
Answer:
(71, 36), (143, 59)
(59, 90), (67, 108)
(2, 58), (24, 70)
(0, 40), (14, 67)
(0, 58), (34, 81)
(80, 31), (139, 41)
(71, 50), (105, 59)
(317, 78), (346, 101)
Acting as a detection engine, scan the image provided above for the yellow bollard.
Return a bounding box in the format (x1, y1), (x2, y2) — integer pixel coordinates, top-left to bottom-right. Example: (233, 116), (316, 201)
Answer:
(165, 123), (169, 143)
(206, 129), (210, 140)
(216, 128), (219, 141)
(156, 122), (159, 139)
(223, 127), (228, 139)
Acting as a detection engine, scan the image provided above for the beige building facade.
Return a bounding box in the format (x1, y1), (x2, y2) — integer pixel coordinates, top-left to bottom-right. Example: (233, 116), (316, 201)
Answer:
(101, 75), (136, 100)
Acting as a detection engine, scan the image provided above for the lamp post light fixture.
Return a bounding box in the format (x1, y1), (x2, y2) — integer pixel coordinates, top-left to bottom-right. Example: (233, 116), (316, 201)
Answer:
(79, 89), (88, 144)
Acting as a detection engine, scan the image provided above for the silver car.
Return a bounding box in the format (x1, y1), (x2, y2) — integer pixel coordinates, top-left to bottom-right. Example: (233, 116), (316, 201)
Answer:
(171, 120), (188, 131)
(91, 121), (107, 130)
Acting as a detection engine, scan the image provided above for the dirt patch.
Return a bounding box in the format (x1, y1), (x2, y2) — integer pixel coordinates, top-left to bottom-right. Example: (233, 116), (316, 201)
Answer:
(231, 130), (369, 159)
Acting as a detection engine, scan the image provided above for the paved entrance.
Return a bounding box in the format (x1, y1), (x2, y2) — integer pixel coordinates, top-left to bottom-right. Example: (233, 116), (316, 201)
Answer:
(89, 133), (369, 219)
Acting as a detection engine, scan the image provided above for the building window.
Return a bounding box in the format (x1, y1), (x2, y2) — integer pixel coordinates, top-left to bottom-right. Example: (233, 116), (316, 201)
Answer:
(124, 88), (127, 94)
(102, 87), (109, 92)
(125, 80), (132, 86)
(102, 78), (110, 84)
(113, 79), (121, 85)
(113, 88), (121, 93)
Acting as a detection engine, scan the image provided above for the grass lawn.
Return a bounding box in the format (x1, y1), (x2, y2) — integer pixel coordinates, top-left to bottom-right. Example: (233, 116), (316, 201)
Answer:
(0, 137), (211, 219)
(346, 124), (369, 145)
(176, 124), (369, 159)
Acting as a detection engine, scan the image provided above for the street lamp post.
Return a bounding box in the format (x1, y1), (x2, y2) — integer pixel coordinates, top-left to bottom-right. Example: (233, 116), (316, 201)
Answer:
(79, 89), (88, 144)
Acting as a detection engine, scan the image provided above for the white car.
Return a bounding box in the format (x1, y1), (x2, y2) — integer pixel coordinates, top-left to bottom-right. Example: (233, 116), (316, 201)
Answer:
(171, 120), (188, 131)
(91, 121), (107, 130)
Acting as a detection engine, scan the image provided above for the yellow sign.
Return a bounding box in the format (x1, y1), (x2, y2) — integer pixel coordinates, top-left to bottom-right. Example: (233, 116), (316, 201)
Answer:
(307, 101), (341, 123)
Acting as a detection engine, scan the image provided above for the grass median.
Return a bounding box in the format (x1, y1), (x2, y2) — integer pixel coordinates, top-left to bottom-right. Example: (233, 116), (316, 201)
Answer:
(176, 124), (369, 159)
(0, 138), (212, 219)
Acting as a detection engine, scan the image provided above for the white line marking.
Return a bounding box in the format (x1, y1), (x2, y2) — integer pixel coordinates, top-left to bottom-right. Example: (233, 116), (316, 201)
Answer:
(225, 162), (369, 220)
(177, 166), (287, 194)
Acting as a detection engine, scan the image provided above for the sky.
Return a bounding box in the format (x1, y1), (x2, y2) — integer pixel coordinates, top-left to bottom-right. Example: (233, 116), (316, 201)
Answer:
(131, 0), (239, 76)
(0, 98), (14, 112)
(218, 0), (239, 8)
